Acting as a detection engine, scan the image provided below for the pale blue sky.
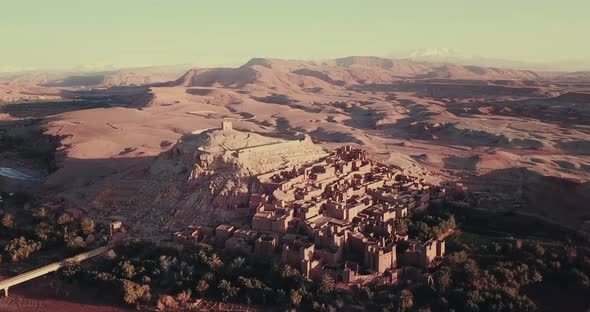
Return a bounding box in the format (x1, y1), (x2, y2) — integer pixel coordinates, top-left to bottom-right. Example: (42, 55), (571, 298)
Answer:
(1, 0), (588, 71)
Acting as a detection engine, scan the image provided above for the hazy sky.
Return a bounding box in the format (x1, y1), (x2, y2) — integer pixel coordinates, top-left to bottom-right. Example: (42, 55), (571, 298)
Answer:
(1, 0), (589, 71)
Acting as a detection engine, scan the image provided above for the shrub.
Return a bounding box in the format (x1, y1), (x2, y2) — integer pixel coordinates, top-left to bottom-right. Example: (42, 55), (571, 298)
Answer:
(1, 213), (15, 228)
(58, 213), (74, 235)
(5, 236), (41, 261)
(80, 218), (95, 235)
(96, 272), (117, 282)
(290, 289), (302, 307)
(395, 218), (410, 236)
(195, 279), (209, 296)
(120, 279), (150, 305)
(218, 279), (238, 302)
(117, 260), (136, 279)
(60, 260), (81, 279)
(35, 222), (53, 240)
(399, 289), (414, 312)
(33, 207), (48, 219)
(176, 290), (192, 305)
(58, 213), (73, 225)
(66, 235), (86, 250)
(156, 295), (178, 310)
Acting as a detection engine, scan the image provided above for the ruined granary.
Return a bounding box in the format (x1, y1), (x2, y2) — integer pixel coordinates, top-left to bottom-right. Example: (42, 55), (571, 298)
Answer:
(175, 141), (448, 285)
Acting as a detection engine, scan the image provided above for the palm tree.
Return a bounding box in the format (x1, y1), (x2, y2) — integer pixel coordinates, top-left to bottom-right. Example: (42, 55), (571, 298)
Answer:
(208, 253), (223, 269)
(1, 213), (14, 228)
(230, 256), (246, 272)
(57, 213), (73, 237)
(319, 274), (336, 294)
(395, 218), (409, 236)
(399, 289), (414, 312)
(33, 207), (48, 220)
(436, 268), (451, 293)
(218, 279), (237, 302)
(290, 289), (302, 307)
(80, 218), (95, 235)
(195, 279), (209, 296)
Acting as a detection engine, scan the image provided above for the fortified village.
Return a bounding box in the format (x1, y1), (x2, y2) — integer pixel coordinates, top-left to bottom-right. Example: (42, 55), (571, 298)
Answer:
(174, 122), (449, 286)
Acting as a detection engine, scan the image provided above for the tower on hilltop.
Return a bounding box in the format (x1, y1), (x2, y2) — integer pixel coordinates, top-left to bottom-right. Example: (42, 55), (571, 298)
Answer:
(222, 121), (233, 131)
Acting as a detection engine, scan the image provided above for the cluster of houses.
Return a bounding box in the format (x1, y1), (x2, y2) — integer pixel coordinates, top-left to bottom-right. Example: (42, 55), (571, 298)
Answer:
(174, 145), (449, 286)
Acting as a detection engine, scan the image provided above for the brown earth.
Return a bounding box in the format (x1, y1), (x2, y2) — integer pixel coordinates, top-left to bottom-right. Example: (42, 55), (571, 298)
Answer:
(1, 56), (589, 235)
(0, 274), (130, 312)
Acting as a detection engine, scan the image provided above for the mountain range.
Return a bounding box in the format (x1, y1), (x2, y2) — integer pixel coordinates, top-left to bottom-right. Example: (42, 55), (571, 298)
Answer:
(392, 48), (590, 72)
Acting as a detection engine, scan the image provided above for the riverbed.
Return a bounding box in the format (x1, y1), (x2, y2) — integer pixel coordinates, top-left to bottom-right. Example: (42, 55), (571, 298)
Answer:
(0, 167), (40, 181)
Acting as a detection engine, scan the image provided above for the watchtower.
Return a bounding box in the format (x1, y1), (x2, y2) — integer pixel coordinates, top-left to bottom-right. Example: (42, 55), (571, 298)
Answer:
(222, 121), (233, 131)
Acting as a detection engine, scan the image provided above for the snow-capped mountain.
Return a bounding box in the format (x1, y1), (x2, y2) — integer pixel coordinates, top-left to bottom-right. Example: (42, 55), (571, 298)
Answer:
(391, 48), (547, 70)
(391, 48), (590, 71)
(406, 48), (469, 59)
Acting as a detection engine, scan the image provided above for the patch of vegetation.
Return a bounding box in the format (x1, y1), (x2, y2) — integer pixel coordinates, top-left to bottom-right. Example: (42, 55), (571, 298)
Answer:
(68, 241), (313, 308)
(3, 197), (587, 311)
(423, 232), (590, 312)
(0, 119), (63, 172)
(395, 205), (457, 242)
(66, 220), (589, 311)
(0, 207), (104, 269)
(4, 236), (42, 262)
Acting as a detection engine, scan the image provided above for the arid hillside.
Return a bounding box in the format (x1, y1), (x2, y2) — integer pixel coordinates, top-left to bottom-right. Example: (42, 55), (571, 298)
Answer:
(1, 56), (589, 235)
(0, 64), (191, 88)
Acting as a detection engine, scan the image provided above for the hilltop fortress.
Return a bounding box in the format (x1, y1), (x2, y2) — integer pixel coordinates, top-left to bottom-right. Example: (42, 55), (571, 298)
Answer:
(186, 121), (328, 179)
(174, 122), (449, 286)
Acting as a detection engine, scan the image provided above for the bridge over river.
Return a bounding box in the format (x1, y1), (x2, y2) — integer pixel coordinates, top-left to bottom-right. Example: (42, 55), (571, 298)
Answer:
(0, 246), (111, 297)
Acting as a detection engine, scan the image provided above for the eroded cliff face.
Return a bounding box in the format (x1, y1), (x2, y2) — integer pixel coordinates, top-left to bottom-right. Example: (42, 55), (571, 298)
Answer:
(186, 152), (253, 212)
(181, 127), (328, 213)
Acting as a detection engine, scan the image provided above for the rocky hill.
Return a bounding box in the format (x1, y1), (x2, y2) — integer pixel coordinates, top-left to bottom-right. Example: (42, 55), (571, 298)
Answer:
(0, 65), (190, 88)
(47, 124), (327, 237)
(170, 57), (555, 92)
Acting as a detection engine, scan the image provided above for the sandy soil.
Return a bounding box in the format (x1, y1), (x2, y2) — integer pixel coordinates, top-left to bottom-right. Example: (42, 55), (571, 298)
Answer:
(0, 83), (62, 103)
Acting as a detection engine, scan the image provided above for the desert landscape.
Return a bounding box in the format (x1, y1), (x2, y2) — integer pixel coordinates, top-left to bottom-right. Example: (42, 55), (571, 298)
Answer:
(1, 1), (590, 310)
(2, 56), (588, 233)
(1, 55), (589, 310)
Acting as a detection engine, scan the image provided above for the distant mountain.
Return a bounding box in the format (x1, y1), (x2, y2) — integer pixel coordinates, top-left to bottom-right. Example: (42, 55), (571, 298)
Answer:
(391, 48), (549, 71)
(172, 56), (555, 92)
(406, 48), (468, 59)
(5, 56), (590, 90)
(0, 65), (192, 88)
(99, 65), (192, 87)
(419, 64), (541, 80)
(554, 71), (590, 82)
(391, 48), (590, 72)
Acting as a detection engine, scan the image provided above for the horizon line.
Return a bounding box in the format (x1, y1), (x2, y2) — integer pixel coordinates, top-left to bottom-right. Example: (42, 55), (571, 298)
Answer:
(1, 53), (590, 74)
